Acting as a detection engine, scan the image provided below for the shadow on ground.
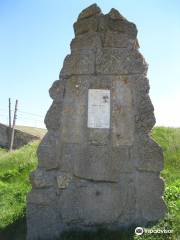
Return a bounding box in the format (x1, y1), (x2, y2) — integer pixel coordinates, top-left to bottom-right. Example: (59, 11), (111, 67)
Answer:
(60, 228), (135, 240)
(0, 218), (135, 240)
(0, 217), (26, 240)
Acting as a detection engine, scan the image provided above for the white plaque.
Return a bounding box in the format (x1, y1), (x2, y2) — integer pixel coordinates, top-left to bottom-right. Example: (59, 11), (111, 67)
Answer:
(88, 89), (110, 128)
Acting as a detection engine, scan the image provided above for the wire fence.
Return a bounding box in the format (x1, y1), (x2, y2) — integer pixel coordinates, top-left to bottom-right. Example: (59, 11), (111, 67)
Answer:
(0, 107), (45, 129)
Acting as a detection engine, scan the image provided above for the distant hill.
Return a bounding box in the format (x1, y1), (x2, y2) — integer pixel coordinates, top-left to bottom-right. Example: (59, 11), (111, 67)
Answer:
(15, 126), (47, 139)
(0, 123), (40, 149)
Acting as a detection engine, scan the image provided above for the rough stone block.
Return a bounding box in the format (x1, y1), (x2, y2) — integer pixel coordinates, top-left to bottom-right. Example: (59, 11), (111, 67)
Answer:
(133, 136), (164, 172)
(74, 5), (137, 39)
(74, 145), (125, 182)
(111, 78), (134, 146)
(70, 32), (102, 49)
(37, 130), (60, 170)
(112, 146), (134, 173)
(88, 75), (112, 89)
(44, 101), (62, 130)
(60, 49), (95, 76)
(56, 172), (72, 189)
(61, 106), (85, 142)
(108, 18), (137, 39)
(74, 16), (99, 36)
(27, 188), (56, 206)
(78, 4), (101, 20)
(49, 80), (65, 102)
(30, 169), (55, 188)
(96, 48), (147, 74)
(59, 143), (79, 172)
(58, 177), (136, 225)
(26, 204), (61, 240)
(88, 128), (110, 145)
(135, 172), (167, 223)
(103, 31), (138, 48)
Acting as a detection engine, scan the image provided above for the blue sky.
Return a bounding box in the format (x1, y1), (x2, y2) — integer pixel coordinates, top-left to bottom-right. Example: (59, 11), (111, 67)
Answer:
(0, 0), (180, 128)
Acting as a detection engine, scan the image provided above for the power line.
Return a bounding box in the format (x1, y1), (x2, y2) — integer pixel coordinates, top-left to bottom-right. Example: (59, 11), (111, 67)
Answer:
(18, 110), (43, 117)
(0, 108), (44, 118)
(0, 102), (45, 128)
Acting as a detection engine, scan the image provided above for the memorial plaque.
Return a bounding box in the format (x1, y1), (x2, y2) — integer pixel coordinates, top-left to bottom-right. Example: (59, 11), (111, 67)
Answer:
(88, 89), (110, 128)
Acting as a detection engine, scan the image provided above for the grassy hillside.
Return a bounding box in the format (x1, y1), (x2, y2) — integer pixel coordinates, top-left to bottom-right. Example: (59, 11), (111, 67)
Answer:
(0, 141), (38, 238)
(0, 127), (179, 240)
(15, 125), (47, 139)
(135, 127), (180, 240)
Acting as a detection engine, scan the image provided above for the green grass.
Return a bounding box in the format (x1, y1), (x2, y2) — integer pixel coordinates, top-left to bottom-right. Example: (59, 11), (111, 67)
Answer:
(153, 127), (180, 185)
(0, 127), (179, 240)
(0, 141), (38, 231)
(0, 147), (8, 157)
(134, 127), (180, 240)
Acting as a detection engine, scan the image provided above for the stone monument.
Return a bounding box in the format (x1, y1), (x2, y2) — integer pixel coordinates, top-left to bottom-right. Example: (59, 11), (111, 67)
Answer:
(27, 4), (166, 240)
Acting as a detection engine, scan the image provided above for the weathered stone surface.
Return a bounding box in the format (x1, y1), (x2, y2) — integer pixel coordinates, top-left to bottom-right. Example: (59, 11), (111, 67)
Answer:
(70, 32), (101, 49)
(60, 49), (95, 76)
(135, 172), (167, 223)
(58, 174), (136, 225)
(108, 8), (125, 20)
(137, 95), (155, 132)
(88, 75), (112, 89)
(49, 80), (65, 102)
(27, 188), (56, 205)
(99, 14), (137, 38)
(37, 130), (60, 169)
(96, 48), (147, 74)
(26, 204), (61, 240)
(103, 31), (138, 49)
(59, 143), (133, 180)
(111, 78), (134, 146)
(71, 31), (138, 50)
(74, 6), (137, 39)
(44, 101), (62, 129)
(30, 169), (54, 188)
(74, 16), (99, 36)
(132, 135), (164, 172)
(60, 77), (87, 144)
(88, 128), (110, 145)
(56, 172), (73, 189)
(59, 143), (78, 172)
(27, 4), (166, 240)
(112, 146), (134, 173)
(74, 145), (114, 181)
(78, 4), (101, 20)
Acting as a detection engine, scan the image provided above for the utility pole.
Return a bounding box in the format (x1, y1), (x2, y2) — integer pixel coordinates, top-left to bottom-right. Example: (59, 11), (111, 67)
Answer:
(9, 100), (18, 151)
(8, 98), (11, 128)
